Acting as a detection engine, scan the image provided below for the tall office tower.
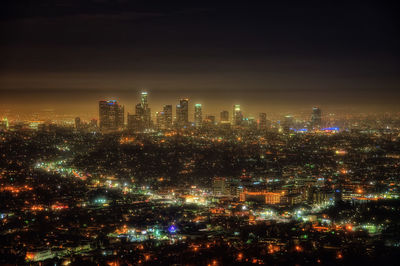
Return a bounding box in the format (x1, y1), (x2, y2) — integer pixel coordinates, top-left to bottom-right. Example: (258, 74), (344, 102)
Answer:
(155, 111), (165, 130)
(194, 104), (202, 128)
(220, 110), (229, 122)
(0, 117), (8, 130)
(247, 117), (257, 130)
(259, 113), (267, 130)
(141, 92), (151, 129)
(212, 177), (228, 196)
(176, 98), (189, 128)
(232, 104), (243, 126)
(163, 105), (173, 129)
(311, 106), (322, 129)
(135, 91), (151, 130)
(141, 91), (148, 109)
(127, 113), (143, 132)
(99, 100), (124, 131)
(74, 117), (81, 130)
(133, 91), (152, 131)
(282, 115), (294, 133)
(135, 103), (144, 116)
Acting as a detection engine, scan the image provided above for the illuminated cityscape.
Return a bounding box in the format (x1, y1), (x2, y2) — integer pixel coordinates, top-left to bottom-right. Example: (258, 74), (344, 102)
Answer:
(1, 91), (400, 264)
(1, 1), (400, 265)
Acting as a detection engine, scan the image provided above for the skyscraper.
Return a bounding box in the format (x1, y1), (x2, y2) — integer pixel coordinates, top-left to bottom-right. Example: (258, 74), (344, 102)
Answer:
(127, 113), (142, 132)
(220, 110), (229, 123)
(99, 100), (124, 131)
(176, 98), (189, 128)
(75, 117), (81, 130)
(141, 91), (148, 109)
(134, 91), (151, 131)
(142, 92), (152, 130)
(259, 113), (267, 130)
(0, 117), (8, 131)
(155, 111), (163, 130)
(311, 107), (322, 129)
(163, 105), (173, 129)
(194, 104), (202, 129)
(232, 104), (243, 126)
(282, 115), (294, 133)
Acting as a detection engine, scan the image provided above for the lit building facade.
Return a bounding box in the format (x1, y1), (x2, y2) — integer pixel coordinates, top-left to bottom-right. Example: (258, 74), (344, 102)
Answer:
(194, 104), (202, 128)
(232, 104), (243, 126)
(240, 191), (282, 204)
(163, 105), (173, 129)
(311, 106), (322, 129)
(176, 98), (189, 128)
(220, 110), (229, 123)
(259, 113), (267, 130)
(134, 91), (151, 131)
(99, 100), (124, 131)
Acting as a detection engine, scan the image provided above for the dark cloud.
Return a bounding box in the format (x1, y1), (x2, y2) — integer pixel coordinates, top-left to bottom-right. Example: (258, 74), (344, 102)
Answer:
(0, 1), (399, 114)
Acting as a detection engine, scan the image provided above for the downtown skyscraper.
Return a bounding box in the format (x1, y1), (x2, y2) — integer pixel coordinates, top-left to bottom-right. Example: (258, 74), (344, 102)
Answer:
(194, 104), (202, 129)
(128, 91), (152, 132)
(162, 105), (173, 129)
(311, 107), (322, 129)
(99, 100), (124, 131)
(176, 98), (189, 128)
(232, 104), (243, 126)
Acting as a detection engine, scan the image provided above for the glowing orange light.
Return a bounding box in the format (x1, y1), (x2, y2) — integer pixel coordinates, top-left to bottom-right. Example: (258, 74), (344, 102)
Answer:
(25, 252), (35, 261)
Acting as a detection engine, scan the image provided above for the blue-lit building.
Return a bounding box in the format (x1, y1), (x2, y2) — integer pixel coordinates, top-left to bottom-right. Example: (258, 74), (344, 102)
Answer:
(99, 100), (124, 131)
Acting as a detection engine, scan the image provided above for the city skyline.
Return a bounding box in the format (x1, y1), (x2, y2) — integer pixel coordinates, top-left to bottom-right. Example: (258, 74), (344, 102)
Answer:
(1, 2), (400, 264)
(2, 89), (400, 123)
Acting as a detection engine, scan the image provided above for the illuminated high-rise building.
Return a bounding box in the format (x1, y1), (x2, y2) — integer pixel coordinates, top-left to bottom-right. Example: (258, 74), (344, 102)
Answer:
(194, 104), (202, 128)
(212, 177), (228, 196)
(163, 105), (173, 129)
(99, 100), (124, 131)
(127, 113), (142, 132)
(155, 111), (163, 130)
(141, 91), (148, 109)
(220, 110), (229, 122)
(282, 115), (294, 133)
(311, 106), (322, 129)
(259, 113), (267, 130)
(232, 104), (243, 126)
(134, 91), (151, 131)
(74, 117), (81, 130)
(176, 98), (189, 128)
(142, 91), (152, 130)
(135, 103), (144, 117)
(0, 117), (9, 130)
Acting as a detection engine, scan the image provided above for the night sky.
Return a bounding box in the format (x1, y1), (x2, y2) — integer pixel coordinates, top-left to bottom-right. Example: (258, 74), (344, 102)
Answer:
(0, 1), (399, 116)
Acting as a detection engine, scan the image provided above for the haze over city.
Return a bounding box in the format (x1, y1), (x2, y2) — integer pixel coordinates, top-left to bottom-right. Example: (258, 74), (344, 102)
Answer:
(1, 1), (399, 116)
